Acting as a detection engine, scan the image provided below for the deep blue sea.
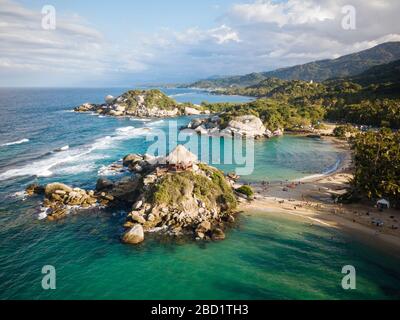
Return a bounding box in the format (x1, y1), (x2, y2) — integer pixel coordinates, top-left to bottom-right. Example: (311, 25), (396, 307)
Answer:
(0, 87), (399, 300)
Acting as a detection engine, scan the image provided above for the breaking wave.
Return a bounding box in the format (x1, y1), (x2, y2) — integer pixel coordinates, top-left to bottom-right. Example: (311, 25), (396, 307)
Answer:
(1, 138), (29, 147)
(0, 126), (151, 181)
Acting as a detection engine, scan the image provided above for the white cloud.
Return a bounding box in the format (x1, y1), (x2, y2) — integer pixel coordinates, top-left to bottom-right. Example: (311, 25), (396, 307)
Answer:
(171, 24), (240, 45)
(1, 0), (400, 85)
(231, 0), (335, 27)
(0, 0), (147, 85)
(221, 0), (400, 72)
(209, 25), (241, 44)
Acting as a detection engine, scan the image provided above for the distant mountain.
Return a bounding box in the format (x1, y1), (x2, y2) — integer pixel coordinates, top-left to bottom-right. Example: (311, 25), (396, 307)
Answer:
(186, 42), (400, 88)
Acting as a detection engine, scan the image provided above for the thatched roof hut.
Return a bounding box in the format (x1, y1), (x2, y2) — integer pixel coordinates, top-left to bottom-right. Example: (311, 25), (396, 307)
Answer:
(166, 145), (198, 167)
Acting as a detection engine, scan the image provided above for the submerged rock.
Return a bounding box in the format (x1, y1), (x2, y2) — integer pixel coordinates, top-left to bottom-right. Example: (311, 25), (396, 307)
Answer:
(211, 228), (225, 241)
(26, 183), (45, 196)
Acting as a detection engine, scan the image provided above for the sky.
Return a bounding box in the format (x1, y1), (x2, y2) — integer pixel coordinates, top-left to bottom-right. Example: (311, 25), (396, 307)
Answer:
(0, 0), (400, 87)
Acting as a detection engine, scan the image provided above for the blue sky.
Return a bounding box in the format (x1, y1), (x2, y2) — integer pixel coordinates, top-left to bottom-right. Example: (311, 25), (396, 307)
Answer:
(1, 0), (400, 86)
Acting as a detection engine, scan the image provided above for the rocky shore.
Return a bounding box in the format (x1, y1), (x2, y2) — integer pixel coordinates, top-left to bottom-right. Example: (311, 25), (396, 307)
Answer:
(185, 114), (283, 138)
(74, 89), (209, 118)
(27, 146), (252, 244)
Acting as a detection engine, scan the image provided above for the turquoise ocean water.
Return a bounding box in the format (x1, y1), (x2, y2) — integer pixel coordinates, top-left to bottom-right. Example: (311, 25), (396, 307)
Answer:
(0, 88), (399, 299)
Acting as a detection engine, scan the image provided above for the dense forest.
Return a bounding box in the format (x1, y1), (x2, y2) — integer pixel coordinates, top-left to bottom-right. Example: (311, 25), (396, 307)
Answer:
(208, 59), (400, 129)
(345, 130), (400, 207)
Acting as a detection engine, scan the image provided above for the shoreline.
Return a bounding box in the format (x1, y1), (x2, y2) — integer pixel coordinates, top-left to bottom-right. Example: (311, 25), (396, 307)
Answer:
(239, 135), (400, 254)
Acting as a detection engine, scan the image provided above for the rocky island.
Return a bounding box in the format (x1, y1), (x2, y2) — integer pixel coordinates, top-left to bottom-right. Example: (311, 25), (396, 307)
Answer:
(74, 89), (209, 118)
(26, 146), (251, 244)
(185, 114), (283, 138)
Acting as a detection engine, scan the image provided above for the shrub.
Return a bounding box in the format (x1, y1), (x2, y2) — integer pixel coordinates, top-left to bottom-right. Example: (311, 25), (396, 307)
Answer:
(236, 185), (254, 198)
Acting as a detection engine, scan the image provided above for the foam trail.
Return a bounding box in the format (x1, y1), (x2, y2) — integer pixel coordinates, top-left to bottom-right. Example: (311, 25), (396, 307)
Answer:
(149, 120), (164, 126)
(1, 138), (29, 147)
(0, 126), (152, 181)
(168, 93), (193, 98)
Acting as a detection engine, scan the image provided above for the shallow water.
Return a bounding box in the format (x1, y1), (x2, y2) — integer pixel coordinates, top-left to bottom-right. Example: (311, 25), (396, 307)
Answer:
(0, 88), (399, 300)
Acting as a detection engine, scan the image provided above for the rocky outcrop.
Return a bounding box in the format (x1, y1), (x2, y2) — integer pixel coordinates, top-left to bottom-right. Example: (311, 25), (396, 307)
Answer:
(185, 114), (283, 139)
(27, 183), (99, 220)
(75, 89), (181, 118)
(122, 159), (238, 242)
(74, 89), (210, 118)
(27, 146), (242, 244)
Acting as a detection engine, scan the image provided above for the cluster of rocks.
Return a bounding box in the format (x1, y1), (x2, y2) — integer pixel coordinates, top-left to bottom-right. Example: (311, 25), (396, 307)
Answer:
(186, 114), (283, 138)
(26, 183), (100, 220)
(27, 146), (245, 245)
(122, 197), (235, 243)
(122, 181), (236, 244)
(74, 89), (209, 118)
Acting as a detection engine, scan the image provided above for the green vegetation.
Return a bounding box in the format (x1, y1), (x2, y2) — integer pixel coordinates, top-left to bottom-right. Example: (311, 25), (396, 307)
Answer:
(121, 89), (178, 111)
(206, 60), (400, 129)
(236, 185), (254, 198)
(203, 98), (325, 131)
(346, 130), (400, 207)
(326, 99), (400, 128)
(151, 165), (237, 212)
(333, 125), (358, 139)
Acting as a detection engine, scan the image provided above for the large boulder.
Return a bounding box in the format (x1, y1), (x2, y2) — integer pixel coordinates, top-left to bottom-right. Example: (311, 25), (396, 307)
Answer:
(225, 115), (267, 137)
(122, 224), (144, 244)
(105, 95), (115, 104)
(185, 106), (201, 115)
(96, 178), (114, 192)
(44, 183), (73, 197)
(123, 154), (143, 166)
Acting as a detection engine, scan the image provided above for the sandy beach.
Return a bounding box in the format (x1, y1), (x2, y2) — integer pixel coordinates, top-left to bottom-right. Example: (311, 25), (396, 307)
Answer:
(239, 136), (400, 253)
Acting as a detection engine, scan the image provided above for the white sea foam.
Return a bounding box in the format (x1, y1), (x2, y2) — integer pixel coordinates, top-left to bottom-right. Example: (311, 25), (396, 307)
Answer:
(54, 145), (69, 152)
(149, 120), (165, 126)
(56, 163), (96, 175)
(129, 118), (152, 122)
(98, 162), (128, 176)
(168, 93), (193, 98)
(11, 190), (28, 201)
(1, 138), (29, 147)
(0, 126), (152, 181)
(38, 207), (49, 220)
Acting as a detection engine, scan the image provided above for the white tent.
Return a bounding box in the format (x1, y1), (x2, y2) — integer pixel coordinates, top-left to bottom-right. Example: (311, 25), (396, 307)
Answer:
(166, 145), (198, 166)
(377, 199), (390, 209)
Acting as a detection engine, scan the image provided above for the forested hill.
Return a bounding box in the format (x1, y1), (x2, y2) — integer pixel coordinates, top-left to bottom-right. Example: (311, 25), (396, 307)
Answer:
(342, 59), (400, 86)
(185, 42), (400, 88)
